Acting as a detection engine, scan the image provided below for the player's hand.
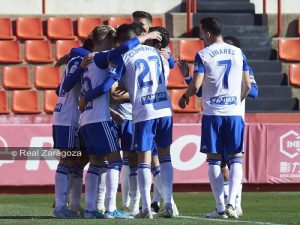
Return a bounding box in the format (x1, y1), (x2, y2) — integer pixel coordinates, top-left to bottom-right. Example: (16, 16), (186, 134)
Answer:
(115, 84), (128, 95)
(110, 110), (124, 125)
(78, 95), (87, 113)
(80, 53), (95, 68)
(160, 48), (170, 60)
(55, 54), (69, 68)
(139, 31), (162, 43)
(177, 60), (190, 78)
(179, 94), (190, 109)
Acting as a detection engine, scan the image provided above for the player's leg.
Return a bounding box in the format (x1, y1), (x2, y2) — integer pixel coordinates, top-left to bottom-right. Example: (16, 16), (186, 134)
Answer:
(156, 116), (174, 218)
(128, 151), (140, 215)
(102, 121), (133, 219)
(121, 151), (130, 210)
(201, 116), (227, 219)
(80, 123), (105, 219)
(151, 152), (162, 213)
(120, 120), (132, 211)
(224, 116), (245, 219)
(97, 159), (108, 212)
(69, 128), (89, 216)
(221, 158), (230, 205)
(134, 120), (155, 219)
(53, 125), (78, 218)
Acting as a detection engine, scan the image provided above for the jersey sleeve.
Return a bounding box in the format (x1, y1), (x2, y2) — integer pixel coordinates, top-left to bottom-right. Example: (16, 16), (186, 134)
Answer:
(242, 51), (249, 72)
(62, 57), (84, 92)
(248, 66), (258, 98)
(84, 76), (116, 102)
(93, 37), (140, 70)
(167, 52), (175, 69)
(108, 37), (140, 60)
(107, 55), (126, 81)
(193, 53), (205, 75)
(69, 47), (90, 58)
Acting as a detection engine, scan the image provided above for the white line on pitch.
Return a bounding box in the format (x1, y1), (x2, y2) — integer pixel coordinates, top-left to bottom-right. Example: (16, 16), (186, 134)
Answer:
(177, 215), (286, 225)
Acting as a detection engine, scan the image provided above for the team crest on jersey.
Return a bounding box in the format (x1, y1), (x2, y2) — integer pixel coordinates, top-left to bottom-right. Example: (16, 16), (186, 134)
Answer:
(69, 62), (78, 75)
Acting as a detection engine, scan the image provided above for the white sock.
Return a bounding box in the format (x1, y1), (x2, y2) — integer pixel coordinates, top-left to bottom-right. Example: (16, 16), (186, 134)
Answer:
(228, 158), (243, 208)
(129, 166), (140, 213)
(159, 156), (173, 204)
(151, 166), (162, 203)
(69, 166), (83, 211)
(223, 181), (229, 205)
(85, 164), (100, 212)
(208, 160), (225, 213)
(138, 163), (152, 211)
(105, 161), (122, 212)
(236, 183), (243, 209)
(121, 163), (130, 208)
(55, 164), (70, 210)
(152, 184), (161, 204)
(97, 164), (107, 211)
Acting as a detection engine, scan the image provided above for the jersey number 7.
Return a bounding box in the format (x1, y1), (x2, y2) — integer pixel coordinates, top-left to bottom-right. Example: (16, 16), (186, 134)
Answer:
(218, 60), (232, 89)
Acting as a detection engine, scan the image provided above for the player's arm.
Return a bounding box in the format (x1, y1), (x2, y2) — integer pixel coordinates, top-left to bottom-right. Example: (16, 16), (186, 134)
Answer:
(55, 48), (90, 68)
(62, 58), (84, 92)
(247, 66), (258, 98)
(241, 52), (251, 102)
(84, 56), (125, 102)
(110, 82), (130, 105)
(93, 31), (162, 69)
(55, 84), (61, 96)
(178, 55), (204, 109)
(161, 48), (175, 69)
(177, 59), (202, 97)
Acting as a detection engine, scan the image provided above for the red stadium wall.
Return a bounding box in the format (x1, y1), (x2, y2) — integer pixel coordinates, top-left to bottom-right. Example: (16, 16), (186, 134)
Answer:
(0, 121), (300, 188)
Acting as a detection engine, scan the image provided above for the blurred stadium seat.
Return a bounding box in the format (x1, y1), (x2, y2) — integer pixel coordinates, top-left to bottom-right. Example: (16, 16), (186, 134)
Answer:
(0, 41), (22, 63)
(12, 90), (41, 114)
(25, 40), (53, 63)
(108, 17), (133, 27)
(2, 66), (31, 89)
(34, 66), (60, 89)
(16, 17), (45, 39)
(0, 18), (15, 40)
(169, 89), (201, 113)
(178, 40), (204, 62)
(56, 40), (81, 60)
(289, 64), (300, 87)
(152, 17), (165, 27)
(298, 17), (300, 37)
(47, 17), (75, 39)
(278, 39), (300, 61)
(167, 65), (188, 89)
(77, 17), (102, 38)
(0, 91), (9, 114)
(44, 90), (58, 113)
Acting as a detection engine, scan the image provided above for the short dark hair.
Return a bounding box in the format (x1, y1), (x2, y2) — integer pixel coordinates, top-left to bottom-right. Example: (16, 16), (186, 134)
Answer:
(115, 22), (146, 43)
(223, 36), (241, 48)
(82, 38), (94, 51)
(132, 11), (152, 23)
(149, 26), (170, 49)
(200, 17), (223, 36)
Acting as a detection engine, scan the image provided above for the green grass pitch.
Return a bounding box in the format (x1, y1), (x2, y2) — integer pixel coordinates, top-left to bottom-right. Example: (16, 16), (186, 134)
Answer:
(0, 192), (299, 225)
